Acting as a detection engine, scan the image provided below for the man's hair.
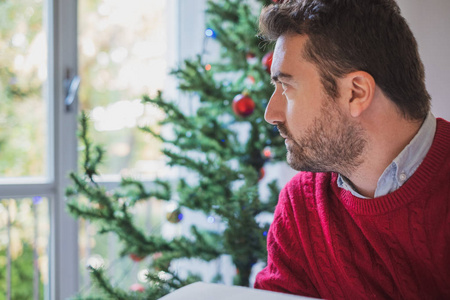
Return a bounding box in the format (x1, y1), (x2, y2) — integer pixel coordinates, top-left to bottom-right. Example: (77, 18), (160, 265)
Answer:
(259, 0), (430, 120)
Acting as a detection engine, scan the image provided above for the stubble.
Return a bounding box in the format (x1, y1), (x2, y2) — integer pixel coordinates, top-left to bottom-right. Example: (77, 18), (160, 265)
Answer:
(277, 100), (366, 177)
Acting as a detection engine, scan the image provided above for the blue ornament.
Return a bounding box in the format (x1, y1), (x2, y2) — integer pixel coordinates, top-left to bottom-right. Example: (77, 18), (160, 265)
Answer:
(205, 28), (217, 38)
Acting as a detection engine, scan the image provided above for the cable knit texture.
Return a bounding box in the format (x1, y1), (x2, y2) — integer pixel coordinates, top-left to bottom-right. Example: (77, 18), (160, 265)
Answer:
(255, 118), (450, 300)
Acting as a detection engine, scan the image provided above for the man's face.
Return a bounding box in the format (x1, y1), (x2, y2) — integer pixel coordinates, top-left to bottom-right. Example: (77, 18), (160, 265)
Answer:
(266, 34), (366, 175)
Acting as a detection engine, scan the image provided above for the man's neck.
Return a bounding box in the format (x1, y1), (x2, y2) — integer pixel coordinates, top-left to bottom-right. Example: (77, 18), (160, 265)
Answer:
(346, 117), (424, 198)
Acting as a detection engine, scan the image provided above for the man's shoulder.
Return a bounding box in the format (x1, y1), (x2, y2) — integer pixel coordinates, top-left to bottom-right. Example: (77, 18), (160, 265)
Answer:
(277, 172), (339, 220)
(430, 118), (450, 161)
(283, 171), (337, 200)
(437, 117), (450, 132)
(286, 171), (335, 188)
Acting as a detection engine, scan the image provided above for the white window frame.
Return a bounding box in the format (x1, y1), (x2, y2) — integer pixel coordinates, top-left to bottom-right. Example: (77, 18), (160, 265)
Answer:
(47, 0), (79, 298)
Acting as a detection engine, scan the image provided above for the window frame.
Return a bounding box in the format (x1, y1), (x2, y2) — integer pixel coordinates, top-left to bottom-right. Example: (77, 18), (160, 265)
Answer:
(47, 0), (79, 298)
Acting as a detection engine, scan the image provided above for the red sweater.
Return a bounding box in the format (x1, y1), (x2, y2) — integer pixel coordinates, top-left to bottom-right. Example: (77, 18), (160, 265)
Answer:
(255, 118), (450, 299)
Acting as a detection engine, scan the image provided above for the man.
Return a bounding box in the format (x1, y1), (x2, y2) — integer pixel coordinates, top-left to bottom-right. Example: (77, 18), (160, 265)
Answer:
(254, 0), (450, 299)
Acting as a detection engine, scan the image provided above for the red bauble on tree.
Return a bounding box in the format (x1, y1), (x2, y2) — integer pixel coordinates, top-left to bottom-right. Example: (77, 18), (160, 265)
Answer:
(263, 146), (273, 159)
(232, 94), (255, 117)
(130, 253), (145, 262)
(262, 51), (273, 74)
(258, 168), (265, 181)
(246, 52), (256, 60)
(130, 283), (145, 292)
(244, 75), (255, 87)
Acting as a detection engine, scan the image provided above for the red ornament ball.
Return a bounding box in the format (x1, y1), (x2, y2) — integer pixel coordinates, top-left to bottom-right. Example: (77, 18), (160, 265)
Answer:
(232, 94), (255, 117)
(246, 52), (258, 65)
(244, 75), (255, 86)
(130, 253), (145, 262)
(152, 252), (163, 260)
(130, 283), (145, 292)
(263, 146), (273, 159)
(259, 168), (265, 181)
(262, 51), (274, 74)
(246, 52), (256, 60)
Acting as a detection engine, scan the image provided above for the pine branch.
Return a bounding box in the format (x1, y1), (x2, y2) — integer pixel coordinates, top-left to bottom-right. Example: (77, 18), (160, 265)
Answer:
(141, 92), (190, 127)
(118, 178), (171, 205)
(87, 267), (130, 300)
(78, 111), (105, 183)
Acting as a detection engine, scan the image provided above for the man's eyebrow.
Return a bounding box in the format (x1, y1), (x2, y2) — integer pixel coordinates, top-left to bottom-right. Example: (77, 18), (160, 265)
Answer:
(271, 72), (293, 83)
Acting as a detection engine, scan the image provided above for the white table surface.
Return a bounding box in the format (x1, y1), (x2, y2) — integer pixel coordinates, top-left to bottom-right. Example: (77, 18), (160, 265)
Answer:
(158, 282), (319, 300)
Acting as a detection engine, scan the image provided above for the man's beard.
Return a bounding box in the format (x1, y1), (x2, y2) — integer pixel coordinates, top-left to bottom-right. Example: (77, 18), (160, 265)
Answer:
(277, 100), (367, 176)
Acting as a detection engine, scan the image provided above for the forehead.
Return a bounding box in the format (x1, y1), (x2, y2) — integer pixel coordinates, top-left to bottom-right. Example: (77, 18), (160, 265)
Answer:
(274, 34), (308, 55)
(272, 34), (312, 78)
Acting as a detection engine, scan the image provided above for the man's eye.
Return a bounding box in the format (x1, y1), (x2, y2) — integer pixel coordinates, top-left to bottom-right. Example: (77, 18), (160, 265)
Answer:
(281, 82), (289, 91)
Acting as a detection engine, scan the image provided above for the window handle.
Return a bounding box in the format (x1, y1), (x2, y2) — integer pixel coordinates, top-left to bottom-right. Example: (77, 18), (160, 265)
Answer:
(64, 75), (80, 112)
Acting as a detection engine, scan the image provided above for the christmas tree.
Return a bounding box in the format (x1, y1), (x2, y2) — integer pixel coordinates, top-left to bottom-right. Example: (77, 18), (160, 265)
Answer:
(66, 0), (286, 298)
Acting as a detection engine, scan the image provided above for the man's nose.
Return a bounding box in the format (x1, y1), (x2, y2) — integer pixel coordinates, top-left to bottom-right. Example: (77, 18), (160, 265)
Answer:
(264, 88), (286, 125)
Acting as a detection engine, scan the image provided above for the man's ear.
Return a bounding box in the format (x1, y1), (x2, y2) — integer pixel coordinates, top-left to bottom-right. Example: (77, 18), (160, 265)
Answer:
(343, 71), (375, 118)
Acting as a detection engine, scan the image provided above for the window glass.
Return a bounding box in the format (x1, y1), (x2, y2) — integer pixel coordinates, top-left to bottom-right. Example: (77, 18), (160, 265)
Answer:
(0, 0), (48, 179)
(0, 197), (50, 299)
(78, 0), (167, 179)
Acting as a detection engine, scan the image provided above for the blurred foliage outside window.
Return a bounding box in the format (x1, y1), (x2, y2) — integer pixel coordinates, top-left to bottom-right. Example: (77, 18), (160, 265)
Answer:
(78, 0), (168, 179)
(0, 0), (48, 179)
(0, 198), (49, 300)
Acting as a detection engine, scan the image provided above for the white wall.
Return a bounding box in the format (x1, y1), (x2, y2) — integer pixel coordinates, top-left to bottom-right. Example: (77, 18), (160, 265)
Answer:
(396, 0), (450, 120)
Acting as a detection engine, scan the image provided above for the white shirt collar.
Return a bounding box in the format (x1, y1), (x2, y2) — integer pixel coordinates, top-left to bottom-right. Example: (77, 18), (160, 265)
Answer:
(337, 112), (437, 198)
